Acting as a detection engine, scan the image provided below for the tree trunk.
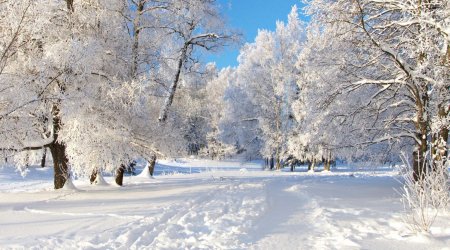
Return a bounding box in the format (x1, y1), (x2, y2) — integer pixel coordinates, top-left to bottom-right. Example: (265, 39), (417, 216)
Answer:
(269, 156), (274, 170)
(90, 168), (98, 184)
(274, 99), (282, 171)
(115, 164), (126, 186)
(413, 88), (429, 181)
(48, 103), (69, 189)
(309, 159), (316, 172)
(159, 44), (188, 122)
(431, 104), (449, 169)
(41, 1), (74, 189)
(131, 1), (144, 78)
(49, 142), (69, 189)
(324, 160), (330, 171)
(413, 120), (428, 182)
(25, 151), (30, 168)
(148, 155), (156, 176)
(275, 155), (281, 170)
(324, 150), (331, 171)
(66, 0), (74, 12)
(40, 147), (47, 168)
(275, 147), (281, 170)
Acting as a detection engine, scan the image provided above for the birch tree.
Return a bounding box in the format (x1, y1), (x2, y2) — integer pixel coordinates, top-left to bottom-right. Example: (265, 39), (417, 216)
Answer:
(157, 0), (237, 122)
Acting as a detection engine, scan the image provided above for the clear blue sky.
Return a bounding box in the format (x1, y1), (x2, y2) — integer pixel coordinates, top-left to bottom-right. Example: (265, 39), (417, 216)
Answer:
(207, 0), (306, 69)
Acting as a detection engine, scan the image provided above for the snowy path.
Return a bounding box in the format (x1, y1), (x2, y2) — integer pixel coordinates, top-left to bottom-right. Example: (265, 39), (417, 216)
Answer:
(1, 164), (450, 249)
(248, 175), (450, 250)
(1, 174), (268, 249)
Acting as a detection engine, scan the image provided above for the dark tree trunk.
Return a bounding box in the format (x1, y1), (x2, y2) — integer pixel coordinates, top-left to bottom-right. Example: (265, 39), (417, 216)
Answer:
(413, 122), (428, 182)
(48, 103), (69, 189)
(413, 91), (429, 181)
(148, 155), (156, 176)
(324, 160), (330, 172)
(324, 151), (331, 171)
(308, 159), (316, 171)
(40, 147), (47, 168)
(25, 151), (30, 168)
(159, 44), (188, 122)
(115, 164), (126, 186)
(49, 142), (69, 189)
(412, 87), (430, 182)
(90, 168), (98, 184)
(269, 157), (274, 170)
(66, 0), (74, 12)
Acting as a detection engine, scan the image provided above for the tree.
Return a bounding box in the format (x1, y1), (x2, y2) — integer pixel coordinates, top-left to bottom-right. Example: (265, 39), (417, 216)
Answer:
(0, 0), (137, 188)
(303, 0), (449, 178)
(1, 0), (236, 188)
(224, 6), (304, 168)
(200, 66), (236, 159)
(220, 67), (264, 160)
(157, 0), (238, 122)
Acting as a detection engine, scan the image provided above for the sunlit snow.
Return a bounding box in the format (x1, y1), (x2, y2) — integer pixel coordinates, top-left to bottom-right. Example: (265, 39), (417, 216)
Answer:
(1, 160), (449, 249)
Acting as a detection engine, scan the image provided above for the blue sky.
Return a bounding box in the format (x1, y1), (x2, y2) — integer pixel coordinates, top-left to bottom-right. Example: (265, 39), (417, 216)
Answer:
(207, 0), (306, 69)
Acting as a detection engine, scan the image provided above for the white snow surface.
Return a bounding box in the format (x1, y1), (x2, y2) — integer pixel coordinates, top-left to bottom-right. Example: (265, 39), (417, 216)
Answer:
(1, 159), (449, 249)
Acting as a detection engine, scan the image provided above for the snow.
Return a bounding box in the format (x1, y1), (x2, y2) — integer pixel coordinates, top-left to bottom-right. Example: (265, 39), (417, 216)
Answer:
(93, 173), (108, 186)
(1, 160), (449, 249)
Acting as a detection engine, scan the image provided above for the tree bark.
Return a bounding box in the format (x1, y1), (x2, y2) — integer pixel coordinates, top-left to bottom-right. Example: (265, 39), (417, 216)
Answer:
(25, 151), (30, 168)
(413, 120), (428, 181)
(131, 1), (144, 78)
(115, 164), (126, 186)
(40, 147), (47, 168)
(48, 104), (69, 189)
(431, 104), (449, 170)
(324, 150), (331, 171)
(158, 44), (188, 122)
(90, 168), (98, 184)
(148, 155), (156, 176)
(309, 159), (316, 172)
(413, 88), (429, 181)
(66, 0), (74, 12)
(275, 99), (282, 171)
(49, 142), (69, 189)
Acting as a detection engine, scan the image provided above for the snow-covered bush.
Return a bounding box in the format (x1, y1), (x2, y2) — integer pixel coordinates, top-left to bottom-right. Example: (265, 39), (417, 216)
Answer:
(399, 155), (449, 233)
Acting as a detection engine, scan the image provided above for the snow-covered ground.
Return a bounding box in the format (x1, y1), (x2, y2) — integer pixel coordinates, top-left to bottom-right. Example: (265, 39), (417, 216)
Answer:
(0, 159), (449, 249)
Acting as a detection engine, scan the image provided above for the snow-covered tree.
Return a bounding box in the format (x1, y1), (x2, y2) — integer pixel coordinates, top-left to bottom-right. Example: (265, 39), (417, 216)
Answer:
(0, 0), (235, 188)
(220, 67), (264, 160)
(198, 66), (236, 159)
(156, 0), (238, 122)
(0, 0), (133, 188)
(303, 0), (449, 178)
(225, 6), (304, 168)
